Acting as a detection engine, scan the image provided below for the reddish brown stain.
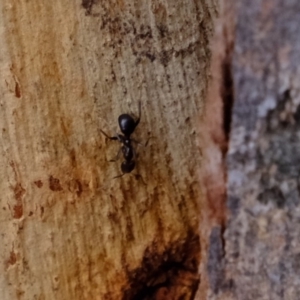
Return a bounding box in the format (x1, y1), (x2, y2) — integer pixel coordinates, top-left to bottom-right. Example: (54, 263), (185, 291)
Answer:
(155, 287), (170, 300)
(70, 149), (77, 167)
(13, 204), (23, 219)
(34, 180), (43, 188)
(75, 180), (83, 197)
(49, 176), (63, 191)
(124, 232), (200, 299)
(5, 76), (21, 98)
(6, 250), (17, 268)
(13, 183), (25, 219)
(40, 206), (44, 217)
(15, 81), (21, 98)
(16, 288), (25, 299)
(13, 182), (25, 201)
(9, 162), (25, 219)
(8, 250), (17, 265)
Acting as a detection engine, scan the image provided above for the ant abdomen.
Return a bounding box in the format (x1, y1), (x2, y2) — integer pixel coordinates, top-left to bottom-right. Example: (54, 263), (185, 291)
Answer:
(121, 160), (135, 174)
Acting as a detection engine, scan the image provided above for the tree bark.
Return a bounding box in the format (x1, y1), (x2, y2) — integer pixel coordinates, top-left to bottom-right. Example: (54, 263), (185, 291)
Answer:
(202, 0), (300, 299)
(0, 0), (215, 299)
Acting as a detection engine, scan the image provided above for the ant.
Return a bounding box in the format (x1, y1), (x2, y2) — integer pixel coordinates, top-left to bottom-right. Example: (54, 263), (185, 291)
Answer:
(100, 102), (142, 178)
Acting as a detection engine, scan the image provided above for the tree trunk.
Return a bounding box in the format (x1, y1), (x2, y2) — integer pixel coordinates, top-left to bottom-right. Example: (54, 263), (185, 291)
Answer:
(0, 0), (215, 299)
(202, 0), (300, 299)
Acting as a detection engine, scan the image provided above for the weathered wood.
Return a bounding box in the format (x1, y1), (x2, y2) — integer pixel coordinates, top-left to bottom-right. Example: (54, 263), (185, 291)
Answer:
(195, 1), (235, 299)
(0, 0), (215, 299)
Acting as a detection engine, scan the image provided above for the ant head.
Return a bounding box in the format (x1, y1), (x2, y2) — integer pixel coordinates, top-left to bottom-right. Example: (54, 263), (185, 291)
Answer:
(118, 114), (137, 136)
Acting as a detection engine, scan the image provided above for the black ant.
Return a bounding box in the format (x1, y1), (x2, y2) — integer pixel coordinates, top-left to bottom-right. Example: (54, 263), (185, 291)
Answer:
(100, 102), (142, 178)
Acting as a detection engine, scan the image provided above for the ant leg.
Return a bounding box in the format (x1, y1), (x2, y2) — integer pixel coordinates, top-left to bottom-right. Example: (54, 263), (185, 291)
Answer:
(134, 101), (141, 128)
(138, 100), (141, 119)
(109, 147), (122, 162)
(100, 129), (118, 141)
(131, 146), (138, 160)
(131, 139), (143, 146)
(113, 172), (145, 183)
(113, 173), (126, 179)
(144, 136), (152, 147)
(134, 174), (146, 185)
(131, 136), (152, 147)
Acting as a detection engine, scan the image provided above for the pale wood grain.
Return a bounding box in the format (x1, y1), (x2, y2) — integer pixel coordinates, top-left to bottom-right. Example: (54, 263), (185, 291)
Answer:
(0, 0), (216, 299)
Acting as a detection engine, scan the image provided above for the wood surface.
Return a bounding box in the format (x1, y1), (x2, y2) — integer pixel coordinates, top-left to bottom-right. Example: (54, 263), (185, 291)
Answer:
(0, 0), (216, 299)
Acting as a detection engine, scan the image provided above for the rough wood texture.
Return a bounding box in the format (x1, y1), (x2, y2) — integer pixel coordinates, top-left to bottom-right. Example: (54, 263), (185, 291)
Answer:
(207, 0), (300, 299)
(195, 0), (235, 298)
(0, 0), (215, 299)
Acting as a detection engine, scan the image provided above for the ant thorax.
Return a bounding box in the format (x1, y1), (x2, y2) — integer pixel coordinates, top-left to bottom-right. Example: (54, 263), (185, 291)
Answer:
(124, 139), (131, 145)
